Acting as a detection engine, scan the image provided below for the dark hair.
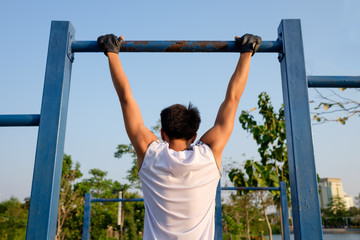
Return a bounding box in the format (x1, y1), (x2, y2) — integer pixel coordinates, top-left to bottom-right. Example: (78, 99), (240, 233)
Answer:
(160, 103), (201, 140)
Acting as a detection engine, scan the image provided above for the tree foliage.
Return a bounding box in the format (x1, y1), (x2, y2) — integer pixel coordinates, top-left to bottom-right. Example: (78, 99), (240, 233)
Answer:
(227, 92), (290, 239)
(56, 154), (83, 240)
(54, 154), (144, 239)
(322, 195), (348, 228)
(229, 92), (289, 198)
(114, 121), (161, 190)
(114, 144), (141, 189)
(0, 197), (28, 240)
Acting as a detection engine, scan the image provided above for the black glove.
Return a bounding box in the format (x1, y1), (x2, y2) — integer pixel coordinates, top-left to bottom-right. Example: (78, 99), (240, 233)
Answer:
(97, 34), (123, 56)
(235, 34), (262, 56)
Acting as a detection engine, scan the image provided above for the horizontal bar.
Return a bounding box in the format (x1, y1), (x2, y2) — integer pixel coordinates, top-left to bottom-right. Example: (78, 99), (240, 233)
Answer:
(0, 114), (40, 127)
(308, 76), (360, 88)
(72, 40), (282, 53)
(91, 198), (144, 203)
(221, 186), (280, 191)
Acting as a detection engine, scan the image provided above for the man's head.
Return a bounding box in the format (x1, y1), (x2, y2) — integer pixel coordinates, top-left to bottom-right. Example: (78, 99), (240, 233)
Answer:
(160, 103), (200, 141)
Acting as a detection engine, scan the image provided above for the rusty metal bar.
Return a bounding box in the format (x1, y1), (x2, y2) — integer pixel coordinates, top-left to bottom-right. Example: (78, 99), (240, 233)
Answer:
(72, 40), (281, 53)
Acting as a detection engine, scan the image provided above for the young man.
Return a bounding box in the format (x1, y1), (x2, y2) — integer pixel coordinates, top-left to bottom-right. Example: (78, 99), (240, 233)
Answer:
(98, 34), (261, 239)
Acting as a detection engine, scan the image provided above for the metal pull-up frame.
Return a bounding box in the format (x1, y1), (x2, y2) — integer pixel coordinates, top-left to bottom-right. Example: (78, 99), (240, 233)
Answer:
(1, 19), (359, 240)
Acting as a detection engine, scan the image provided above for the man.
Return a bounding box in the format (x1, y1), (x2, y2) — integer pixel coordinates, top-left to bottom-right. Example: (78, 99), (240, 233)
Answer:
(98, 34), (261, 239)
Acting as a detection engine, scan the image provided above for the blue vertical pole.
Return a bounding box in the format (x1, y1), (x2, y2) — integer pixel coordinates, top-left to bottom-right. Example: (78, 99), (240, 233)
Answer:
(214, 180), (223, 239)
(278, 19), (323, 240)
(82, 193), (92, 240)
(279, 181), (290, 240)
(26, 21), (74, 239)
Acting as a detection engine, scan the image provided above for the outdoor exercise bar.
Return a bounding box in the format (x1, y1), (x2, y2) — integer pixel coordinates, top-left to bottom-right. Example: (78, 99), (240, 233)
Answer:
(91, 198), (144, 203)
(13, 19), (350, 239)
(308, 75), (360, 88)
(222, 186), (280, 191)
(72, 40), (282, 53)
(0, 114), (40, 127)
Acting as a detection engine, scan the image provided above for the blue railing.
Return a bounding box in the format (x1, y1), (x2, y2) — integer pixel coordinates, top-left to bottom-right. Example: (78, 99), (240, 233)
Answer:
(82, 181), (290, 240)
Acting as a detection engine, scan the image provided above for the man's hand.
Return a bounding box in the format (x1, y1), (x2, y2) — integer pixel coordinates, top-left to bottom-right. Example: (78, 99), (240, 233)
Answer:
(235, 34), (262, 56)
(97, 34), (124, 56)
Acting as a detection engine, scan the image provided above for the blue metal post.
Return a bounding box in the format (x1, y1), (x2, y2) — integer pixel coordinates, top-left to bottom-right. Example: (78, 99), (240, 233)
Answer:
(82, 193), (92, 240)
(26, 21), (74, 240)
(279, 181), (290, 240)
(214, 180), (223, 240)
(278, 19), (323, 240)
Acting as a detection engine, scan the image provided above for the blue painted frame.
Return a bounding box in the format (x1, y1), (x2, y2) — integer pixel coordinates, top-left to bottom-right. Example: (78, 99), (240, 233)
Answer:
(25, 21), (74, 240)
(278, 19), (323, 239)
(82, 193), (144, 240)
(219, 182), (290, 240)
(3, 19), (354, 239)
(82, 182), (290, 240)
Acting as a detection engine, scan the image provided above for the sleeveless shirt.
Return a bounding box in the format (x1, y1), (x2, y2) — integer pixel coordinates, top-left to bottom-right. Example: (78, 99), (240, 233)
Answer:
(139, 140), (220, 240)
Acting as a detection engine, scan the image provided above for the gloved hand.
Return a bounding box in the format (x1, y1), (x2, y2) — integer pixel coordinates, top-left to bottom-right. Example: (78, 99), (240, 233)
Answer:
(97, 34), (124, 56)
(235, 34), (262, 56)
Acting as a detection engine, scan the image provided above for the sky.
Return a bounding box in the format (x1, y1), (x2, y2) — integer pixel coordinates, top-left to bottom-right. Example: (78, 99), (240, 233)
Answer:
(0, 1), (359, 203)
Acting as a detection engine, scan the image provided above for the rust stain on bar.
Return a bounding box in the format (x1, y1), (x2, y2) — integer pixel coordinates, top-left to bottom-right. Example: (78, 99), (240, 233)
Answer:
(166, 41), (188, 52)
(165, 41), (228, 52)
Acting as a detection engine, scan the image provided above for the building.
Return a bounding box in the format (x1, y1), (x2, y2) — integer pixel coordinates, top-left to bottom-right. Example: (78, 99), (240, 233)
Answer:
(318, 178), (354, 210)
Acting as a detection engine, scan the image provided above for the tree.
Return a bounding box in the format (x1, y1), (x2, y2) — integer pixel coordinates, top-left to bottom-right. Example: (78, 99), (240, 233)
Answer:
(0, 197), (28, 240)
(228, 92), (290, 239)
(75, 168), (124, 239)
(56, 154), (83, 240)
(53, 153), (144, 240)
(322, 195), (347, 228)
(114, 144), (140, 189)
(222, 193), (260, 240)
(311, 88), (360, 125)
(114, 122), (161, 190)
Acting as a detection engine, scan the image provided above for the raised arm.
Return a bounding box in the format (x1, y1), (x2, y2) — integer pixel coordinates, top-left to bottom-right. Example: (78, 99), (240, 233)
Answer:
(98, 34), (157, 167)
(200, 34), (261, 170)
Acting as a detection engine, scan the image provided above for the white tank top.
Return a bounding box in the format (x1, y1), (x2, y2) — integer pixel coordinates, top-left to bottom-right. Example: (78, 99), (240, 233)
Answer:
(139, 140), (220, 240)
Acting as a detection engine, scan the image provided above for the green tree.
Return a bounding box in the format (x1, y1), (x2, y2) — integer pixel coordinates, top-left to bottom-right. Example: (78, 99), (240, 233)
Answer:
(56, 154), (83, 240)
(0, 197), (28, 240)
(75, 168), (124, 239)
(222, 193), (263, 240)
(228, 92), (290, 239)
(114, 144), (140, 189)
(323, 195), (347, 228)
(114, 121), (161, 191)
(53, 153), (144, 239)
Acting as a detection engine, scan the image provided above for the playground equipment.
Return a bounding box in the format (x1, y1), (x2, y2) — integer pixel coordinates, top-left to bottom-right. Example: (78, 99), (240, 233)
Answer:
(1, 19), (359, 239)
(81, 182), (290, 240)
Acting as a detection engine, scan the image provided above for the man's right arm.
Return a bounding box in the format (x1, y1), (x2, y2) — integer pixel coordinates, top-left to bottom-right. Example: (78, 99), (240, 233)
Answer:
(200, 34), (261, 170)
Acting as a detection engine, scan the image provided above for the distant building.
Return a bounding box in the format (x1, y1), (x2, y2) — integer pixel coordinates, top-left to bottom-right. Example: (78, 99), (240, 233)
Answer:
(318, 178), (354, 210)
(343, 193), (355, 210)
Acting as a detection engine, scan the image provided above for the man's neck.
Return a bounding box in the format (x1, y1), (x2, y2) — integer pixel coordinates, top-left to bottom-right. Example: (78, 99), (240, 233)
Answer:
(168, 138), (192, 151)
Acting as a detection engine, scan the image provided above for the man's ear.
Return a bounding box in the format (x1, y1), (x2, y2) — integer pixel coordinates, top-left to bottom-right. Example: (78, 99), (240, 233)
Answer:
(190, 133), (197, 144)
(160, 128), (166, 141)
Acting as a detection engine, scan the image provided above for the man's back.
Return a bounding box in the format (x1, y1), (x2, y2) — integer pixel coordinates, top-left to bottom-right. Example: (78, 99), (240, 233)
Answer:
(139, 141), (220, 240)
(98, 33), (260, 239)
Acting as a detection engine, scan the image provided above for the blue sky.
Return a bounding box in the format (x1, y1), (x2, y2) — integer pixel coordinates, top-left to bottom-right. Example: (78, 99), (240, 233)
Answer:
(0, 1), (359, 202)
